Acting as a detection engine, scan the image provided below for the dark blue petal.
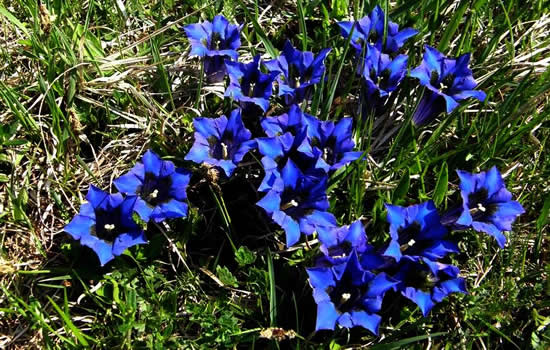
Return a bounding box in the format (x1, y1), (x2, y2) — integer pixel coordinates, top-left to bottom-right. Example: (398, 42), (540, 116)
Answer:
(114, 172), (142, 195)
(472, 221), (507, 248)
(402, 287), (434, 316)
(315, 301), (340, 331)
(85, 185), (109, 209)
(350, 311), (381, 335)
(64, 215), (94, 240)
(112, 230), (147, 256)
(307, 267), (336, 290)
(142, 150), (163, 177)
(257, 190), (281, 214)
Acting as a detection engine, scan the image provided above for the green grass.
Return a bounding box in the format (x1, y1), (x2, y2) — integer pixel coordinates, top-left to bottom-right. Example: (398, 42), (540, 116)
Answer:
(0, 0), (549, 348)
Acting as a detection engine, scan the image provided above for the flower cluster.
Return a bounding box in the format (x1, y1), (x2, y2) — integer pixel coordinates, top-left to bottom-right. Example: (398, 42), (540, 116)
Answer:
(63, 11), (524, 337)
(306, 166), (523, 333)
(65, 150), (191, 265)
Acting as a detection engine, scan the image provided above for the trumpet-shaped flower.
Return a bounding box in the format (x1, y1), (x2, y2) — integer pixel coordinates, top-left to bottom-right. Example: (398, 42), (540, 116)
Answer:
(114, 150), (191, 223)
(361, 44), (408, 110)
(455, 167), (525, 248)
(311, 117), (364, 172)
(392, 258), (467, 316)
(264, 41), (331, 104)
(225, 55), (279, 113)
(260, 104), (319, 138)
(383, 201), (459, 263)
(185, 109), (256, 177)
(410, 46), (486, 125)
(307, 252), (397, 334)
(256, 160), (336, 247)
(64, 186), (147, 266)
(256, 129), (320, 191)
(337, 5), (418, 54)
(184, 15), (241, 82)
(317, 220), (386, 272)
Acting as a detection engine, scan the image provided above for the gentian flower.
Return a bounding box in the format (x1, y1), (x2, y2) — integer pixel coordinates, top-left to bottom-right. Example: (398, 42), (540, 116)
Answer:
(225, 55), (279, 113)
(383, 201), (459, 263)
(256, 129), (320, 192)
(256, 160), (336, 247)
(337, 5), (418, 54)
(64, 186), (147, 266)
(360, 44), (408, 110)
(310, 117), (364, 172)
(261, 104), (320, 138)
(392, 258), (467, 316)
(410, 45), (486, 125)
(264, 41), (331, 105)
(185, 109), (256, 177)
(114, 150), (191, 223)
(454, 167), (525, 248)
(184, 15), (241, 82)
(318, 220), (386, 271)
(307, 251), (397, 334)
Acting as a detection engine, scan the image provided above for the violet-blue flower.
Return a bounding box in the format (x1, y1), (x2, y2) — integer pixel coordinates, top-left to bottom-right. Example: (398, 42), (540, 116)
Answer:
(114, 150), (191, 223)
(361, 44), (408, 110)
(225, 55), (279, 113)
(317, 220), (386, 272)
(64, 185), (147, 266)
(337, 5), (418, 54)
(256, 160), (336, 247)
(260, 104), (320, 138)
(185, 109), (256, 177)
(383, 201), (459, 263)
(392, 258), (467, 316)
(256, 129), (320, 192)
(264, 41), (331, 105)
(307, 251), (397, 334)
(410, 45), (486, 125)
(454, 166), (525, 248)
(311, 117), (364, 172)
(184, 15), (241, 82)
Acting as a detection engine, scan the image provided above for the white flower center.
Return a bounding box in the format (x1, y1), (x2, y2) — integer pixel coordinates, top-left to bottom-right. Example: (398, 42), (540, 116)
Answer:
(104, 224), (115, 231)
(149, 189), (159, 199)
(281, 200), (299, 210)
(221, 142), (229, 159)
(341, 293), (351, 303)
(477, 203), (486, 212)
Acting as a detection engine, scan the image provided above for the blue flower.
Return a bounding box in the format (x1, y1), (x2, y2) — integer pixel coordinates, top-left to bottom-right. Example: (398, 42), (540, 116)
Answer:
(383, 201), (459, 263)
(261, 104), (320, 138)
(337, 5), (418, 54)
(392, 258), (467, 316)
(455, 167), (525, 248)
(256, 129), (320, 192)
(361, 44), (408, 110)
(259, 109), (362, 177)
(114, 150), (191, 223)
(317, 220), (387, 272)
(225, 55), (279, 113)
(264, 41), (331, 105)
(311, 117), (364, 172)
(410, 45), (486, 125)
(256, 160), (336, 247)
(185, 109), (256, 177)
(64, 186), (147, 266)
(307, 251), (397, 334)
(184, 15), (241, 82)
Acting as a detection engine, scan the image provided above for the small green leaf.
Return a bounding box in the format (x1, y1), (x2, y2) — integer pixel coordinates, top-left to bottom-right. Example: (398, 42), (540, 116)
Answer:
(433, 162), (449, 206)
(235, 246), (256, 267)
(216, 265), (238, 288)
(392, 169), (410, 202)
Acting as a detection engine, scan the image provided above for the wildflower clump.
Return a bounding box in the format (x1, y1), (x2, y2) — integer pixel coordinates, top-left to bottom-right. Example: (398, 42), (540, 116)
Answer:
(63, 9), (525, 339)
